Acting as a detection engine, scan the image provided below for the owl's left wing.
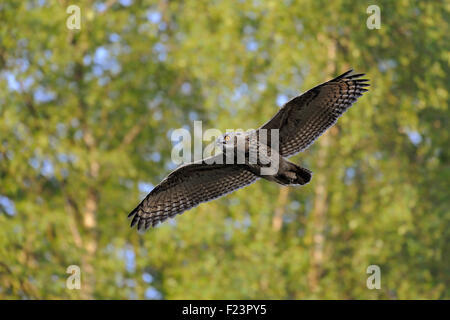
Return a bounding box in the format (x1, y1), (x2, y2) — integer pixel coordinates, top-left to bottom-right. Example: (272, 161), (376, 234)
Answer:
(258, 70), (369, 157)
(128, 154), (259, 231)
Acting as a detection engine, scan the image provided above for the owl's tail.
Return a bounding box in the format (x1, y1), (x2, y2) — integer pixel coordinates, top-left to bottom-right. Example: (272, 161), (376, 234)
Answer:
(290, 164), (312, 185)
(267, 161), (312, 186)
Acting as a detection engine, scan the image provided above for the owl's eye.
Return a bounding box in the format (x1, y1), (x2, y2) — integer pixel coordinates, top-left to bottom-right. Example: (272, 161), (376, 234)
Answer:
(225, 135), (231, 142)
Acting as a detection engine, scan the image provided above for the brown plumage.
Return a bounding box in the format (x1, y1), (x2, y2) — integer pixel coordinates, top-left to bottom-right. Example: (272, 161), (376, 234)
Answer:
(259, 69), (369, 157)
(129, 154), (258, 230)
(128, 69), (369, 231)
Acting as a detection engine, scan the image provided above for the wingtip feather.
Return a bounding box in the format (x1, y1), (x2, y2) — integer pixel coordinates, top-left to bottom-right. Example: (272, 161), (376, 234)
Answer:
(130, 213), (139, 228)
(333, 69), (353, 81)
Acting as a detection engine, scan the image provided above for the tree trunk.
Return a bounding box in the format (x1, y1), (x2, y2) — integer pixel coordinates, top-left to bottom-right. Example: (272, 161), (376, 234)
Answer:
(272, 186), (289, 231)
(307, 37), (336, 294)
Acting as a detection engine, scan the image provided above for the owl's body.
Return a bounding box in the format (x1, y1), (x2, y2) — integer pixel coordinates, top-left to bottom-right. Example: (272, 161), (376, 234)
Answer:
(221, 130), (312, 186)
(128, 70), (370, 230)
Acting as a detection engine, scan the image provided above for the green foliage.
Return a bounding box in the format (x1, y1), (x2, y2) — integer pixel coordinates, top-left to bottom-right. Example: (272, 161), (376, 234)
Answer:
(0, 0), (448, 299)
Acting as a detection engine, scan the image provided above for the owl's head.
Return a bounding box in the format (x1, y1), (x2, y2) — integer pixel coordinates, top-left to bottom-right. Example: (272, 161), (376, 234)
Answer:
(216, 131), (245, 151)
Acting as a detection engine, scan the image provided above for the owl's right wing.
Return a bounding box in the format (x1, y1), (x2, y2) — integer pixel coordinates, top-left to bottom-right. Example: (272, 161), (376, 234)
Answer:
(128, 154), (259, 231)
(258, 70), (369, 157)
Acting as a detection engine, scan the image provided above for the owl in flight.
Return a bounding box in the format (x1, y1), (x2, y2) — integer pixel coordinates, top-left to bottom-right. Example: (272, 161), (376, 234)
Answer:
(128, 70), (369, 230)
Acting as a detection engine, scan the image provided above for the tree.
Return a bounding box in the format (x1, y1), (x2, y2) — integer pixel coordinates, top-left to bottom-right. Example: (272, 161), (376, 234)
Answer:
(0, 0), (448, 299)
